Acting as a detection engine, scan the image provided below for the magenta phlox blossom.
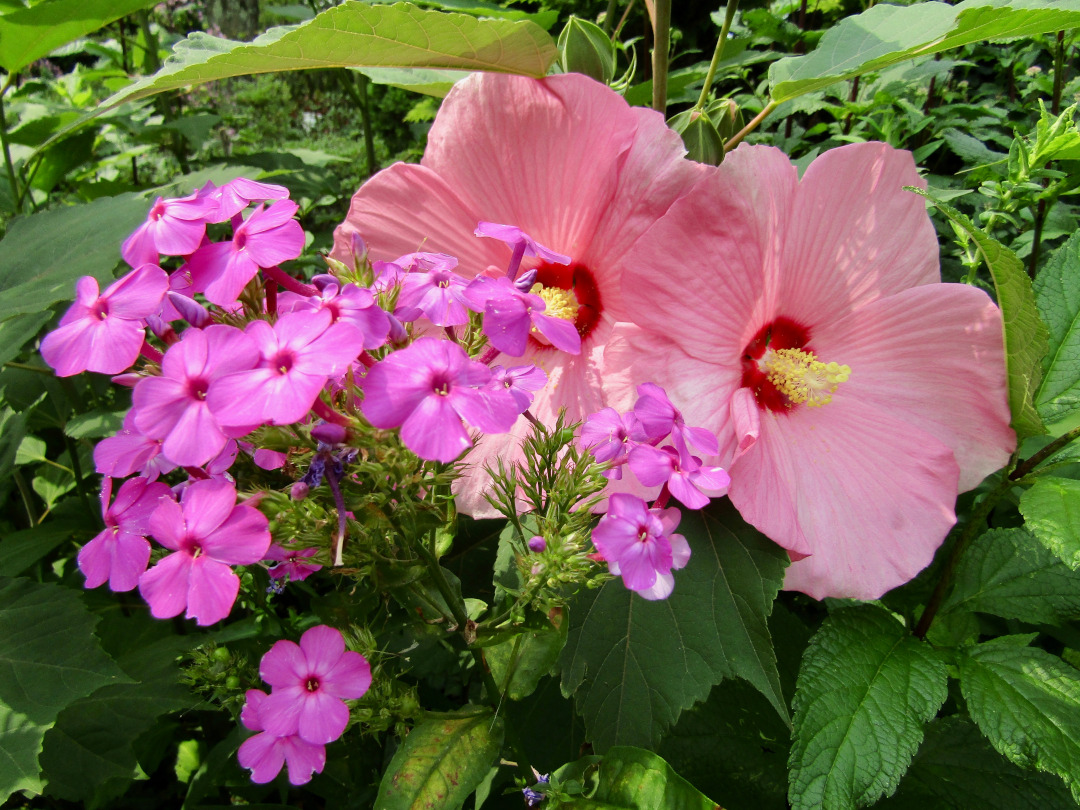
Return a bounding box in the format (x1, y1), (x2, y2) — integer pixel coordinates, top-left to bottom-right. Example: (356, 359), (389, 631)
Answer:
(474, 221), (571, 277)
(211, 178), (291, 221)
(238, 689), (326, 785)
(463, 275), (581, 356)
(187, 199), (305, 307)
(121, 190), (218, 268)
(210, 310), (364, 427)
(591, 493), (690, 600)
(41, 264), (169, 377)
(487, 365), (548, 412)
(628, 444), (730, 510)
(578, 407), (642, 480)
(394, 253), (473, 327)
(79, 477), (173, 592)
(362, 337), (519, 462)
(265, 544), (322, 582)
(633, 382), (719, 463)
(138, 479), (271, 625)
(258, 625), (372, 744)
(279, 276), (390, 350)
(133, 325), (260, 467)
(94, 412), (177, 480)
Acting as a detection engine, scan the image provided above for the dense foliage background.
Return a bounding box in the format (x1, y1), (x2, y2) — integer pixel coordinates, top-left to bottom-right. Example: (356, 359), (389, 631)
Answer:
(1, 0), (1080, 808)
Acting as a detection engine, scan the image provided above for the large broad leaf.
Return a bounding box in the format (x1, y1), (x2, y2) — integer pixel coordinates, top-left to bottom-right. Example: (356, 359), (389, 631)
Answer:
(0, 578), (127, 803)
(1018, 476), (1080, 569)
(573, 747), (720, 809)
(0, 519), (84, 578)
(787, 606), (948, 810)
(376, 706), (504, 810)
(1034, 231), (1080, 425)
(880, 716), (1075, 810)
(0, 0), (159, 73)
(97, 2), (555, 115)
(769, 0), (1080, 104)
(959, 637), (1080, 802)
(911, 189), (1048, 438)
(940, 526), (1080, 623)
(559, 501), (789, 752)
(0, 312), (49, 367)
(0, 193), (149, 322)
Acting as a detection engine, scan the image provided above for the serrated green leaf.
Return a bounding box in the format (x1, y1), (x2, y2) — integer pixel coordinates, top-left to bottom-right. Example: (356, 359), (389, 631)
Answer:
(1019, 476), (1080, 569)
(959, 638), (1080, 801)
(0, 0), (159, 72)
(375, 706), (503, 810)
(788, 606), (948, 810)
(353, 66), (469, 97)
(582, 746), (719, 810)
(485, 611), (567, 701)
(911, 189), (1048, 438)
(96, 2), (554, 115)
(559, 501), (789, 752)
(880, 716), (1075, 810)
(0, 193), (149, 322)
(769, 0), (1080, 104)
(0, 704), (45, 801)
(941, 526), (1080, 623)
(1035, 231), (1080, 425)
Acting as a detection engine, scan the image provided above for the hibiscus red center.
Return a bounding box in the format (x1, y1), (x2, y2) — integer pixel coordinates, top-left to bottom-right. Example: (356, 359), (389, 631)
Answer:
(740, 317), (811, 413)
(530, 261), (602, 345)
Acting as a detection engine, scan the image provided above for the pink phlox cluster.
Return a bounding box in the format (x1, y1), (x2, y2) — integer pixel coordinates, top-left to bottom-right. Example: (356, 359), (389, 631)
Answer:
(265, 544), (323, 582)
(474, 221), (571, 278)
(487, 365), (548, 412)
(633, 382), (719, 465)
(121, 188), (218, 268)
(576, 407), (640, 480)
(279, 273), (390, 350)
(138, 479), (270, 626)
(208, 177), (291, 221)
(628, 443), (730, 510)
(94, 412), (177, 481)
(394, 252), (473, 327)
(238, 689), (326, 785)
(361, 337), (525, 463)
(78, 477), (173, 592)
(463, 273), (581, 356)
(591, 493), (690, 600)
(41, 264), (169, 377)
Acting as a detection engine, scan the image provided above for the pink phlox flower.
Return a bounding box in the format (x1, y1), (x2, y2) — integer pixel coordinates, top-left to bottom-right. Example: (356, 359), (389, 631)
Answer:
(187, 200), (305, 307)
(78, 477), (173, 592)
(210, 310), (365, 427)
(613, 141), (1015, 599)
(138, 479), (271, 625)
(395, 252), (473, 327)
(211, 177), (291, 221)
(94, 411), (177, 480)
(633, 382), (719, 464)
(265, 544), (323, 582)
(591, 493), (690, 600)
(487, 364), (547, 412)
(42, 264), (169, 377)
(463, 275), (581, 356)
(237, 441), (288, 470)
(280, 278), (390, 350)
(371, 260), (405, 292)
(361, 337), (519, 463)
(474, 221), (571, 277)
(578, 407), (642, 480)
(238, 689), (326, 785)
(133, 325), (260, 467)
(258, 625), (372, 744)
(122, 190), (219, 268)
(628, 445), (730, 510)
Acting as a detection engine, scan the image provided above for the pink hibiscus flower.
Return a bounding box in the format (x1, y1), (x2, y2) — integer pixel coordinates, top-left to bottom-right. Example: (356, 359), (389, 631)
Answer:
(608, 142), (1015, 600)
(330, 72), (709, 516)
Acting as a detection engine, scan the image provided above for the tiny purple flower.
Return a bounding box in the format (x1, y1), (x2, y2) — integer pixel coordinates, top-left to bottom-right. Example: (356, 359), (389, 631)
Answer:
(578, 407), (642, 480)
(527, 535), (546, 553)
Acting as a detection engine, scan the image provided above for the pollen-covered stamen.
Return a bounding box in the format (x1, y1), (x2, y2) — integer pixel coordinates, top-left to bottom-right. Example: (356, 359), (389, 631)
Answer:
(760, 347), (850, 408)
(530, 283), (580, 322)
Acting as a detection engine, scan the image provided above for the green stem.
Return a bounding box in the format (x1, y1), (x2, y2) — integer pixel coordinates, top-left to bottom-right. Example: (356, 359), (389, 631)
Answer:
(1010, 425), (1080, 481)
(612, 0), (635, 40)
(13, 468), (39, 526)
(725, 99), (778, 151)
(694, 0), (739, 112)
(650, 0), (671, 113)
(0, 78), (22, 216)
(602, 0), (618, 34)
(63, 434), (100, 528)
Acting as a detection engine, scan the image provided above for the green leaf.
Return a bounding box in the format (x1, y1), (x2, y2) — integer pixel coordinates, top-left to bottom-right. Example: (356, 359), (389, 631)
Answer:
(64, 409), (126, 440)
(0, 407), (26, 482)
(1019, 476), (1080, 569)
(768, 0), (1080, 104)
(0, 193), (149, 322)
(485, 611), (567, 701)
(787, 606), (948, 810)
(353, 66), (470, 97)
(96, 2), (555, 115)
(1034, 231), (1080, 425)
(0, 0), (160, 72)
(0, 520), (81, 577)
(910, 189), (1048, 438)
(375, 706), (504, 810)
(0, 578), (128, 803)
(880, 716), (1076, 810)
(583, 746), (720, 809)
(941, 526), (1080, 623)
(14, 435), (46, 466)
(959, 638), (1080, 801)
(559, 501), (789, 751)
(0, 312), (49, 367)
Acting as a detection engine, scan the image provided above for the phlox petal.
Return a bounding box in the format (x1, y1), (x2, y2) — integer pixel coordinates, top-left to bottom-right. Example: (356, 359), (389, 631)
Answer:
(186, 557), (240, 625)
(139, 552), (192, 619)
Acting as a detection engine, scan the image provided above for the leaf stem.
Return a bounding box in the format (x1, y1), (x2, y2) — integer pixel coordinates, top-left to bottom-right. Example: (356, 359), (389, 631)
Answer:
(694, 0), (740, 112)
(725, 99), (779, 151)
(13, 468), (39, 526)
(0, 79), (22, 216)
(651, 0), (671, 112)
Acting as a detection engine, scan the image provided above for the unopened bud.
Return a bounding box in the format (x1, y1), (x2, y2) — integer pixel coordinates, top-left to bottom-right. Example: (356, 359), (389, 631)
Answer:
(558, 16), (616, 84)
(311, 421), (347, 445)
(290, 481), (310, 501)
(668, 109), (725, 166)
(528, 535), (546, 553)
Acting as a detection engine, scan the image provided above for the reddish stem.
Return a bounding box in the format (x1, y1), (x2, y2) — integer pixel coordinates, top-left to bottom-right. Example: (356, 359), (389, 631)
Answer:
(263, 264), (317, 297)
(311, 398), (350, 426)
(139, 339), (164, 363)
